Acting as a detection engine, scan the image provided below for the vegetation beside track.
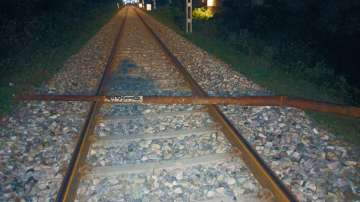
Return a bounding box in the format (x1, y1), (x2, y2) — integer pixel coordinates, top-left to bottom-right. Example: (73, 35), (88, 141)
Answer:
(0, 0), (119, 116)
(150, 7), (360, 145)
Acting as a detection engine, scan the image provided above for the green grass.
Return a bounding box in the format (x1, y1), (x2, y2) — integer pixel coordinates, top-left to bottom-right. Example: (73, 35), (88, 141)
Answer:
(150, 7), (360, 146)
(307, 111), (360, 145)
(0, 4), (117, 116)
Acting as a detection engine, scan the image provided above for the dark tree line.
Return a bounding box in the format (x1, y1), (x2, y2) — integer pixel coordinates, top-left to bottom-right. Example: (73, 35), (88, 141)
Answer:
(0, 0), (116, 60)
(219, 1), (360, 69)
(166, 0), (360, 103)
(218, 0), (360, 101)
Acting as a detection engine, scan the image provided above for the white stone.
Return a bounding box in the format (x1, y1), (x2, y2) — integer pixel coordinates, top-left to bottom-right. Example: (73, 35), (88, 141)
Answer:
(227, 178), (236, 185)
(174, 187), (183, 194)
(175, 172), (183, 180)
(207, 190), (215, 197)
(151, 144), (161, 150)
(216, 187), (225, 194)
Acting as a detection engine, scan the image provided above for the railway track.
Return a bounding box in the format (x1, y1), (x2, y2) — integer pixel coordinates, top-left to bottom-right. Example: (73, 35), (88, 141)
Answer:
(56, 6), (296, 202)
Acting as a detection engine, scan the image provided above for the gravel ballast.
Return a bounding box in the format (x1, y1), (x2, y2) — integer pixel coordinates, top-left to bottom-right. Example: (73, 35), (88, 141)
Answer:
(0, 9), (126, 201)
(140, 10), (360, 202)
(75, 8), (265, 201)
(1, 6), (359, 202)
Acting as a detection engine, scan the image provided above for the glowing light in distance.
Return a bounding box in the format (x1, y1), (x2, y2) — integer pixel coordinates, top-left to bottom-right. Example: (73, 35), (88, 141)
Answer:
(146, 4), (152, 11)
(207, 0), (216, 7)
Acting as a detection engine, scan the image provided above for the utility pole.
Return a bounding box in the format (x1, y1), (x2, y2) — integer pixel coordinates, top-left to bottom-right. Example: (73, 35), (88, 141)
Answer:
(186, 0), (192, 33)
(153, 0), (156, 9)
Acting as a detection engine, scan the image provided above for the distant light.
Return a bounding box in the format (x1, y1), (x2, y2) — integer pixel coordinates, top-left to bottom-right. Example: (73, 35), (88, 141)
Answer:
(207, 0), (216, 7)
(124, 0), (138, 3)
(146, 4), (152, 11)
(139, 3), (143, 8)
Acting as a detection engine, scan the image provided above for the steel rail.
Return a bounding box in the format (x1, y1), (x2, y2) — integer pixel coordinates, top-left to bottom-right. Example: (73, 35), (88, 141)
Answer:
(15, 6), (358, 201)
(133, 7), (297, 202)
(55, 7), (129, 202)
(17, 95), (360, 118)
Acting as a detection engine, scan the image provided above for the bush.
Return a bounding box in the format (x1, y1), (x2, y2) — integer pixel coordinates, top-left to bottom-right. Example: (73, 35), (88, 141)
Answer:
(193, 7), (213, 20)
(0, 0), (117, 115)
(154, 2), (359, 105)
(214, 0), (360, 104)
(0, 0), (115, 61)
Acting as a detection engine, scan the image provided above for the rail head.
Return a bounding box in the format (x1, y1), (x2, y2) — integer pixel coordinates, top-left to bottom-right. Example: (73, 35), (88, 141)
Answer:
(55, 7), (129, 202)
(15, 6), (359, 202)
(133, 7), (297, 202)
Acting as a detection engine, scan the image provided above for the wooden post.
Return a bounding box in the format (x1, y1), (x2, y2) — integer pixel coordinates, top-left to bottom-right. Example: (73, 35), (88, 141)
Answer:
(186, 0), (192, 33)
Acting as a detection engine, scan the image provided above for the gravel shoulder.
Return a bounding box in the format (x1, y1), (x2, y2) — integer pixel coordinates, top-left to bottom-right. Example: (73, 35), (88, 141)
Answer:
(0, 9), (125, 201)
(75, 8), (266, 201)
(1, 6), (359, 202)
(139, 10), (360, 202)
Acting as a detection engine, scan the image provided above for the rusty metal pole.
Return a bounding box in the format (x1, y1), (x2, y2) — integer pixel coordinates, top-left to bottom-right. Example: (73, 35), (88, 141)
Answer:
(16, 95), (360, 118)
(186, 0), (192, 33)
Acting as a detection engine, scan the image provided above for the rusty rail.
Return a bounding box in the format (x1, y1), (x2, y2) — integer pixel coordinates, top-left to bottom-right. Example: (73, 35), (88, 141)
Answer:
(16, 95), (360, 118)
(14, 6), (359, 202)
(55, 7), (128, 202)
(134, 7), (296, 202)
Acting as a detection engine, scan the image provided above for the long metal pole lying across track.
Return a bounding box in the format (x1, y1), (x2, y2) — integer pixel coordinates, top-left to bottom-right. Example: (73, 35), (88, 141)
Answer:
(15, 6), (359, 202)
(17, 95), (360, 118)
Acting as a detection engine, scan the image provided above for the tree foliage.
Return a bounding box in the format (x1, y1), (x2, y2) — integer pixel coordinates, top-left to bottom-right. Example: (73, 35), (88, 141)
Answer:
(0, 0), (116, 60)
(214, 0), (360, 103)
